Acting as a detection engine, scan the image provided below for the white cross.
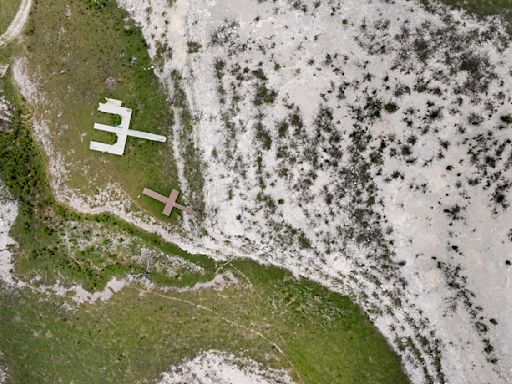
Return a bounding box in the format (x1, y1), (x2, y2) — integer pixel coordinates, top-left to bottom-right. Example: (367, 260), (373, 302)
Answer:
(89, 98), (167, 156)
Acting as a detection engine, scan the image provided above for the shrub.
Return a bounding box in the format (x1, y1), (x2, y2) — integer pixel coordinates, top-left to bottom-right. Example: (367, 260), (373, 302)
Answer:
(84, 0), (107, 9)
(254, 84), (277, 106)
(500, 114), (512, 124)
(384, 102), (399, 113)
(187, 41), (202, 54)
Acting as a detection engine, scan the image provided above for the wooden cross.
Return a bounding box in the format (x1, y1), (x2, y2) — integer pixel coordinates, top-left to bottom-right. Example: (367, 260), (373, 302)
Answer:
(142, 188), (198, 217)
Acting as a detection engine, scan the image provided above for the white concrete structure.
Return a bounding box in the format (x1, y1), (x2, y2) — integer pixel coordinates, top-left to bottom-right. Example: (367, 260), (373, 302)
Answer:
(90, 98), (167, 156)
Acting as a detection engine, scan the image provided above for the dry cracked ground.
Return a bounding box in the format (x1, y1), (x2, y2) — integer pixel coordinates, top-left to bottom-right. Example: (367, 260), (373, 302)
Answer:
(2, 0), (512, 383)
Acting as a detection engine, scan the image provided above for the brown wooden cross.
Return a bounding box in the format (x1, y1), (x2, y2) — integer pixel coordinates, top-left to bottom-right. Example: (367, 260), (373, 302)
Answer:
(142, 188), (198, 217)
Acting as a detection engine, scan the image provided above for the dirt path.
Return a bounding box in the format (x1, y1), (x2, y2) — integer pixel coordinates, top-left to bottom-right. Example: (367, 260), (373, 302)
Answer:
(0, 0), (32, 47)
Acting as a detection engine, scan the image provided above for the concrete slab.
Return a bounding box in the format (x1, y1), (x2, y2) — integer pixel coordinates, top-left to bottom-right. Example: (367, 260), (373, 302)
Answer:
(90, 98), (167, 156)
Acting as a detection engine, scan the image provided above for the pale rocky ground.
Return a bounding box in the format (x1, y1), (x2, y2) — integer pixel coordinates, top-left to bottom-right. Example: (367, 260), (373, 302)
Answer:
(0, 97), (10, 130)
(5, 0), (512, 383)
(157, 350), (294, 384)
(0, 71), (12, 132)
(113, 0), (512, 383)
(0, 181), (16, 384)
(0, 177), (18, 287)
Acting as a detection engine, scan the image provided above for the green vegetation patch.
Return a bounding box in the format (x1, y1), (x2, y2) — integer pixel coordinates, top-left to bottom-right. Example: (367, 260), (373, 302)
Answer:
(254, 84), (278, 106)
(0, 0), (20, 36)
(384, 102), (399, 113)
(0, 78), (214, 292)
(432, 0), (511, 18)
(21, 0), (189, 223)
(0, 260), (411, 384)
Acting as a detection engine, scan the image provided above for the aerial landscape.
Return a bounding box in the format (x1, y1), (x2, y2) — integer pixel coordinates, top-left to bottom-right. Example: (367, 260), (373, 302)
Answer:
(0, 0), (511, 383)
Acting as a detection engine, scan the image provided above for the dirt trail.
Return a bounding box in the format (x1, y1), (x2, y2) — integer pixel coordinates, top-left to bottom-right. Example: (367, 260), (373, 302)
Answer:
(0, 0), (32, 47)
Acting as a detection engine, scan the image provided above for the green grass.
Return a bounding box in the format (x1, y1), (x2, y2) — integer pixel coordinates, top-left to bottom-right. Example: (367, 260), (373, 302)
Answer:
(433, 0), (511, 17)
(21, 0), (189, 223)
(0, 75), (214, 292)
(0, 0), (20, 36)
(0, 263), (411, 384)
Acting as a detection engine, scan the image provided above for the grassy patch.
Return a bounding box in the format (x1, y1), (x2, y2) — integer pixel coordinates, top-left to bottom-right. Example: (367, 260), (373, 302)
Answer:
(21, 0), (188, 223)
(0, 260), (411, 384)
(433, 0), (511, 17)
(0, 77), (214, 292)
(0, 0), (20, 36)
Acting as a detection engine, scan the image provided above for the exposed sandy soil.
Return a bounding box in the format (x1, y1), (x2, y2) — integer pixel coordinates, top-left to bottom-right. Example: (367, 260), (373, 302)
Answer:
(157, 350), (294, 384)
(0, 179), (19, 287)
(0, 95), (12, 133)
(0, 180), (16, 383)
(0, 366), (8, 384)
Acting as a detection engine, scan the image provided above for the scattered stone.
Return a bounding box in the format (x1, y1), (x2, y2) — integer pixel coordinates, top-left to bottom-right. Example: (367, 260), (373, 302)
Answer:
(64, 4), (72, 19)
(105, 76), (117, 91)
